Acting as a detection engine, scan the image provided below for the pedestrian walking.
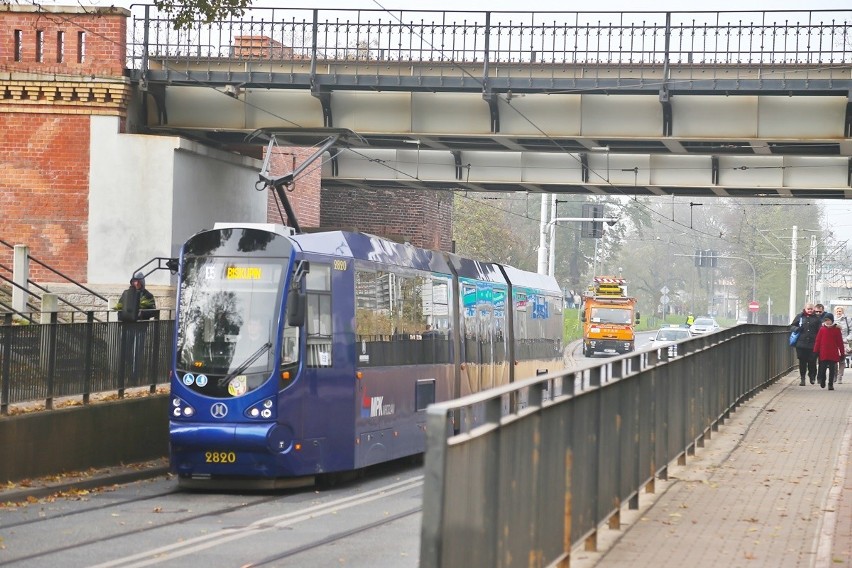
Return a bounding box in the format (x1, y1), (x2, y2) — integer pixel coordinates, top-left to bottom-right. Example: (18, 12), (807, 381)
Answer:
(813, 311), (844, 390)
(833, 306), (850, 384)
(790, 302), (822, 385)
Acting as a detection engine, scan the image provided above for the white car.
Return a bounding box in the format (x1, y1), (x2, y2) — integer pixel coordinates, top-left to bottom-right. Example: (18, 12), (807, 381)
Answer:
(650, 326), (691, 356)
(689, 317), (720, 335)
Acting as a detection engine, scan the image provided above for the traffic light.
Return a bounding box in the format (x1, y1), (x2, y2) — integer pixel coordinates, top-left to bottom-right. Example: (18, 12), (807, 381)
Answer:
(694, 250), (717, 267)
(581, 203), (604, 238)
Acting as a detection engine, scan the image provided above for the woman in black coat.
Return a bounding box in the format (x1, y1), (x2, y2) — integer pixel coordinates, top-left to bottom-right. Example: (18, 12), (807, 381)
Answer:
(791, 303), (824, 385)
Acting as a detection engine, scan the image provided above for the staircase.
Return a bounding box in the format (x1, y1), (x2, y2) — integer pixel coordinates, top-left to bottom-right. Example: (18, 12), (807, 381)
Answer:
(0, 237), (111, 324)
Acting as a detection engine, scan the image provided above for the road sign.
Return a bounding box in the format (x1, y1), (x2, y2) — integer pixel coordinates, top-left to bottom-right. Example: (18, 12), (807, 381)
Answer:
(660, 294), (670, 305)
(748, 301), (760, 312)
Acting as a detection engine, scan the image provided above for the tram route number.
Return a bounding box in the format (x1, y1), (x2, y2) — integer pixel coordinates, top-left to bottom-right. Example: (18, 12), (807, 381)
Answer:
(333, 259), (347, 271)
(205, 451), (237, 463)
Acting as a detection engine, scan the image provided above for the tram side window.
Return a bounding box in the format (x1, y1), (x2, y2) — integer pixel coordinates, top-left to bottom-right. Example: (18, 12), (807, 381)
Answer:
(514, 292), (561, 361)
(355, 268), (449, 366)
(306, 264), (332, 367)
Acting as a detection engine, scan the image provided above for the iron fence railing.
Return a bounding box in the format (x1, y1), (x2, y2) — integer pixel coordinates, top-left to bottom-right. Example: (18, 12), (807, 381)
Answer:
(0, 313), (174, 414)
(128, 7), (852, 84)
(419, 324), (796, 567)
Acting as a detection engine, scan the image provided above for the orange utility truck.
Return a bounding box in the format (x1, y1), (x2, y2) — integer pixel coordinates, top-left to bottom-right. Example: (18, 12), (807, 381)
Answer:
(581, 276), (640, 357)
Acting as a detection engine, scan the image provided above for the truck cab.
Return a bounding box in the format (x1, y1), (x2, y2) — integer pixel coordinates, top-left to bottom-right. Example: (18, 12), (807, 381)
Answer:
(581, 277), (640, 357)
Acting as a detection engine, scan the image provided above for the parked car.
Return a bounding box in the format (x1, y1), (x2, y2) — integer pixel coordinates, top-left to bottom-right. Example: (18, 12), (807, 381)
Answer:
(689, 317), (720, 335)
(649, 325), (692, 356)
(736, 316), (748, 325)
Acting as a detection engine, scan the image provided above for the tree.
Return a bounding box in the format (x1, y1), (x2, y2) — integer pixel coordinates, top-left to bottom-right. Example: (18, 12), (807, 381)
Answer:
(452, 192), (539, 271)
(154, 0), (249, 29)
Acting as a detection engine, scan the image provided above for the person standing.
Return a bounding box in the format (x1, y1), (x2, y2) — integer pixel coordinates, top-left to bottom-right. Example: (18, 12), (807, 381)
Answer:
(116, 272), (157, 323)
(790, 303), (822, 386)
(813, 312), (844, 390)
(833, 306), (850, 384)
(115, 272), (158, 380)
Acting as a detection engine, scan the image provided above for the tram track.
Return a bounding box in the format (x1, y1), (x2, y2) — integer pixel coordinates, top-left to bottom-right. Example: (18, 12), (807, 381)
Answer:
(243, 505), (422, 567)
(89, 474), (424, 568)
(0, 469), (424, 568)
(0, 488), (181, 531)
(0, 492), (287, 566)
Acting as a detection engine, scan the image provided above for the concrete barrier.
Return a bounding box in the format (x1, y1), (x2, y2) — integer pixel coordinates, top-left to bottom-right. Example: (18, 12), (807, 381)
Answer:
(0, 395), (168, 483)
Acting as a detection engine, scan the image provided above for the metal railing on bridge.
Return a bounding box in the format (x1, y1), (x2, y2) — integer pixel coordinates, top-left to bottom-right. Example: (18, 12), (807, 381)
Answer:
(129, 7), (851, 92)
(0, 312), (174, 414)
(419, 324), (795, 567)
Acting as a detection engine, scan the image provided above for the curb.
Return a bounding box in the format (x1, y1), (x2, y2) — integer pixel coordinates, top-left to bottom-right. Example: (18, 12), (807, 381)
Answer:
(0, 461), (171, 504)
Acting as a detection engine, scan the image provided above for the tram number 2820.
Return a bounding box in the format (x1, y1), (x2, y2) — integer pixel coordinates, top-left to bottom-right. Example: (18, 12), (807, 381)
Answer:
(205, 451), (237, 463)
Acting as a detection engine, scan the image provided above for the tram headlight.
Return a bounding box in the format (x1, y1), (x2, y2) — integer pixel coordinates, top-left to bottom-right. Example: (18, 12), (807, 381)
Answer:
(171, 396), (195, 419)
(245, 398), (276, 420)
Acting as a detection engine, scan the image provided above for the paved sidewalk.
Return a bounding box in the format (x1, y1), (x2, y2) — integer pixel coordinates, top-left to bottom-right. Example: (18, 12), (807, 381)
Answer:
(572, 371), (852, 568)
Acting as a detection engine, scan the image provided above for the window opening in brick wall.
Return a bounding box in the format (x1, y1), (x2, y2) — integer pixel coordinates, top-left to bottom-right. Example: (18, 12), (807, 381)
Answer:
(14, 30), (23, 61)
(77, 31), (85, 63)
(56, 31), (64, 63)
(36, 30), (44, 62)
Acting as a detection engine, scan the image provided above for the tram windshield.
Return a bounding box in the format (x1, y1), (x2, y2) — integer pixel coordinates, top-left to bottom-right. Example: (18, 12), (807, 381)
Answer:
(176, 256), (287, 387)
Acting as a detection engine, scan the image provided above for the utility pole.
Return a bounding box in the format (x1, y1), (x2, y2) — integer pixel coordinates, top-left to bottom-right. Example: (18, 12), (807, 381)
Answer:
(540, 216), (618, 276)
(789, 225), (798, 322)
(536, 195), (550, 275)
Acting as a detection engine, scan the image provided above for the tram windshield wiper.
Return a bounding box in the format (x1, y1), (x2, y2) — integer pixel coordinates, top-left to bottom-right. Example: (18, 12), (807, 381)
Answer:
(218, 342), (272, 386)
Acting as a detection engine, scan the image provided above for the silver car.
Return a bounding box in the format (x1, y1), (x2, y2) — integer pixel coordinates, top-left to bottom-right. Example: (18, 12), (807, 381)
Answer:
(689, 317), (720, 335)
(650, 326), (691, 356)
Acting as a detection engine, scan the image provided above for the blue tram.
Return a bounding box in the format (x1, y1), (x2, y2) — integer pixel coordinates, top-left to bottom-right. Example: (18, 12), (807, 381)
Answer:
(169, 223), (564, 488)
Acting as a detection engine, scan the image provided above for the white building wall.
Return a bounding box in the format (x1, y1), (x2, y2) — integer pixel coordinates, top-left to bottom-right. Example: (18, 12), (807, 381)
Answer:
(88, 115), (264, 287)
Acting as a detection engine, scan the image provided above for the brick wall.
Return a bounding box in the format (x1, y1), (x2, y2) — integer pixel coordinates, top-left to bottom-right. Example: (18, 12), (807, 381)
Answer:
(0, 5), (128, 76)
(0, 5), (130, 282)
(265, 147), (322, 229)
(0, 114), (91, 280)
(320, 186), (454, 252)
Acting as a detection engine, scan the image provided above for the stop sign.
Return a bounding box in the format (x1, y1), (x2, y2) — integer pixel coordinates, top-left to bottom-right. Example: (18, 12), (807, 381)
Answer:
(748, 301), (760, 312)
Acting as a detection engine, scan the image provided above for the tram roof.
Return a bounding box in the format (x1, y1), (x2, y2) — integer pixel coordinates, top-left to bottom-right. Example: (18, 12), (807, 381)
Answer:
(292, 231), (556, 292)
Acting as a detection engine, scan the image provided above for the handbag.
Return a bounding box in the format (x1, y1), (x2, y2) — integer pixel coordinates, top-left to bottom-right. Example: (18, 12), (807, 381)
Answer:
(789, 315), (802, 347)
(789, 329), (800, 347)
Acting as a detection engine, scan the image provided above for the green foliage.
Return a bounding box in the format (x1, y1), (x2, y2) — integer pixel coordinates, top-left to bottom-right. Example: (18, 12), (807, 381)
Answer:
(155, 0), (249, 29)
(452, 193), (539, 270)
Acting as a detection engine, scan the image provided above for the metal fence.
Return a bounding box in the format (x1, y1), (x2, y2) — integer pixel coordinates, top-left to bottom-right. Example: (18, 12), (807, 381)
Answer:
(128, 7), (852, 85)
(0, 313), (174, 414)
(419, 324), (795, 567)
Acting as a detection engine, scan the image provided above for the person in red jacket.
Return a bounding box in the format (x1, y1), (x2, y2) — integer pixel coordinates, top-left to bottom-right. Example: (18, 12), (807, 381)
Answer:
(813, 312), (844, 390)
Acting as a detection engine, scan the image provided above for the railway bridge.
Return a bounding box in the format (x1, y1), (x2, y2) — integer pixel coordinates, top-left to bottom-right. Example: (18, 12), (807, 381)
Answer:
(129, 6), (852, 198)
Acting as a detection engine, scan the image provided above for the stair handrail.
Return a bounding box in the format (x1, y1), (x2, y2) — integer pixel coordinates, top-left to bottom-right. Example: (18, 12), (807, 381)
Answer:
(0, 237), (110, 305)
(0, 270), (105, 322)
(0, 299), (37, 324)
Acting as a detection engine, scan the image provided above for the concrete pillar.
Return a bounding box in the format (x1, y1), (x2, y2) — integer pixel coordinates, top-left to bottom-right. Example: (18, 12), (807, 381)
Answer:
(12, 244), (29, 313)
(40, 294), (59, 379)
(40, 293), (59, 324)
